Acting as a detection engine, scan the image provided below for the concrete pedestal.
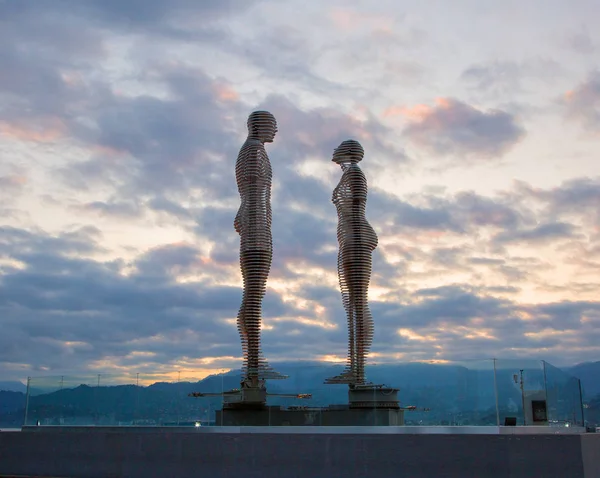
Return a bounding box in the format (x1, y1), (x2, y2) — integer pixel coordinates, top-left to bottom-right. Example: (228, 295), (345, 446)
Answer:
(216, 405), (404, 426)
(348, 385), (400, 409)
(221, 386), (267, 409)
(216, 383), (403, 426)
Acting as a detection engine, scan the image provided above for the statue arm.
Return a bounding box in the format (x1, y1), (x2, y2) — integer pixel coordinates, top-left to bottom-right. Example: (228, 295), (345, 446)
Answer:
(261, 148), (272, 225)
(234, 163), (246, 234)
(234, 146), (255, 233)
(234, 205), (244, 234)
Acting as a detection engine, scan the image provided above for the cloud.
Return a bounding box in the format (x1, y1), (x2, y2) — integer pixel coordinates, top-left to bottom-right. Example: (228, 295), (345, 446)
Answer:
(543, 177), (600, 210)
(0, 1), (252, 40)
(0, 2), (251, 205)
(46, 65), (247, 202)
(564, 27), (596, 54)
(0, 174), (27, 197)
(564, 71), (600, 131)
(401, 98), (526, 159)
(469, 257), (505, 266)
(147, 197), (193, 220)
(518, 177), (600, 229)
(0, 119), (67, 143)
(492, 222), (579, 245)
(370, 190), (461, 233)
(0, 225), (103, 258)
(460, 59), (564, 97)
(258, 95), (402, 162)
(0, 226), (311, 375)
(369, 189), (525, 240)
(1, 0), (599, 380)
(0, 4), (105, 130)
(76, 200), (143, 219)
(372, 285), (600, 364)
(131, 243), (203, 280)
(452, 192), (523, 229)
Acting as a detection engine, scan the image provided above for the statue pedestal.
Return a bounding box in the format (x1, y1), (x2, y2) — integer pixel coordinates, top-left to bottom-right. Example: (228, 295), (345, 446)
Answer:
(216, 405), (404, 426)
(222, 385), (268, 410)
(216, 384), (403, 426)
(348, 384), (400, 409)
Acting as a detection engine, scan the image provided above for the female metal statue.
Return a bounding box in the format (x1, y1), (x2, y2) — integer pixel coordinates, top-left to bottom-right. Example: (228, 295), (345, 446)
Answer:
(326, 140), (378, 385)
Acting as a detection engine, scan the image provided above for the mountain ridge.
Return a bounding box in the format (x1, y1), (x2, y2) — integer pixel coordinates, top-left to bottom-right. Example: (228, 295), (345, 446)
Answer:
(1, 360), (596, 427)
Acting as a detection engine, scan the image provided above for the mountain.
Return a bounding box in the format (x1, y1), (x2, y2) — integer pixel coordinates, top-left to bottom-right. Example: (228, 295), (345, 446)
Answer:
(1, 360), (595, 427)
(0, 381), (26, 393)
(0, 362), (541, 427)
(585, 394), (600, 427)
(566, 361), (600, 397)
(0, 391), (26, 427)
(3, 360), (595, 396)
(0, 390), (26, 413)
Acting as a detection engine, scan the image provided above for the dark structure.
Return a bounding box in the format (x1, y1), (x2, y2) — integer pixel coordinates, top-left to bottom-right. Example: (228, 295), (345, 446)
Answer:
(2, 427), (597, 478)
(217, 383), (405, 426)
(216, 405), (404, 426)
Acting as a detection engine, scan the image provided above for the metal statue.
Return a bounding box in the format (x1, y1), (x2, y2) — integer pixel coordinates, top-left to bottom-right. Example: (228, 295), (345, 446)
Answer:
(234, 111), (283, 386)
(326, 140), (378, 385)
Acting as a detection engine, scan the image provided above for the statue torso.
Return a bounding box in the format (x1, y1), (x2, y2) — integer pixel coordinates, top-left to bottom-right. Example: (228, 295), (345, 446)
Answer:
(333, 164), (378, 251)
(235, 139), (273, 251)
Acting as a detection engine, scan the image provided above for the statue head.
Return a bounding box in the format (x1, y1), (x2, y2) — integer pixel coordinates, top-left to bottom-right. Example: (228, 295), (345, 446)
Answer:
(247, 111), (277, 143)
(332, 139), (364, 165)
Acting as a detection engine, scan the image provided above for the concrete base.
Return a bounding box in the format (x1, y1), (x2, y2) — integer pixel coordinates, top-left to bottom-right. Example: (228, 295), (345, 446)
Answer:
(1, 428), (598, 478)
(216, 405), (404, 426)
(220, 383), (267, 409)
(348, 385), (400, 409)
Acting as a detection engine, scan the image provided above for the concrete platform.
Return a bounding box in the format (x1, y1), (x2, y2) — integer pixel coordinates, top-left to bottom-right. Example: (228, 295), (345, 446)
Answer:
(0, 427), (598, 477)
(216, 405), (404, 426)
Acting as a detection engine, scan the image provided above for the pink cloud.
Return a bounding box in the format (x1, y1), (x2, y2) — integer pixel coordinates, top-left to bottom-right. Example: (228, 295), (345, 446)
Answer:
(398, 98), (525, 158)
(0, 118), (66, 143)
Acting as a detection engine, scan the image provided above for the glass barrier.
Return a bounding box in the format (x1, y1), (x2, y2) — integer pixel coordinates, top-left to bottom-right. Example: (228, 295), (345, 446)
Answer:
(23, 371), (226, 427)
(20, 360), (583, 428)
(543, 361), (584, 427)
(493, 359), (546, 427)
(384, 360), (498, 426)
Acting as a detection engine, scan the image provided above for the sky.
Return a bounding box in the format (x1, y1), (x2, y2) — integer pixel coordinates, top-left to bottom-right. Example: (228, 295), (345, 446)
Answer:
(1, 0), (599, 383)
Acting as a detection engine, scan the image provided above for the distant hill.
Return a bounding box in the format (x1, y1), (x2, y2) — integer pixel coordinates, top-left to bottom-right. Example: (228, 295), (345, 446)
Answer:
(585, 394), (600, 426)
(0, 381), (26, 393)
(0, 390), (25, 413)
(0, 362), (556, 427)
(0, 391), (26, 427)
(1, 360), (597, 427)
(566, 362), (600, 397)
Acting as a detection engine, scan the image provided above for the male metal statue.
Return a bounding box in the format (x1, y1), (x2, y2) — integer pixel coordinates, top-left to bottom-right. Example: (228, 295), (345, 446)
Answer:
(326, 140), (378, 386)
(235, 111), (283, 387)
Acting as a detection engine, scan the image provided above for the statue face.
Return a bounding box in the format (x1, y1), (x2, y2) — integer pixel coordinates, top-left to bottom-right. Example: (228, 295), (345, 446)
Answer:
(332, 140), (364, 165)
(247, 111), (277, 143)
(260, 120), (277, 143)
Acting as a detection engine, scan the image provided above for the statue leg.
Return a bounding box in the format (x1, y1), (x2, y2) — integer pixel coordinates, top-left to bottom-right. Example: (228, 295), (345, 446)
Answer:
(238, 248), (272, 381)
(340, 247), (356, 377)
(236, 269), (249, 377)
(347, 246), (373, 384)
(324, 247), (357, 384)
